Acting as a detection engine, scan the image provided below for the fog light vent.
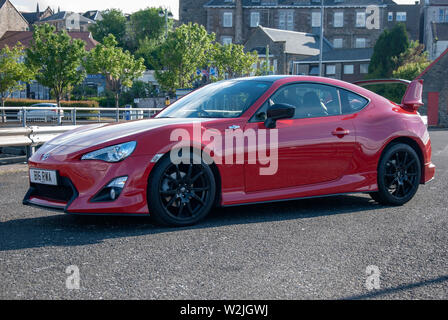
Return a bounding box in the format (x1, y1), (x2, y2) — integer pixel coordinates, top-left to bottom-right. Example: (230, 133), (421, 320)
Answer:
(91, 176), (128, 202)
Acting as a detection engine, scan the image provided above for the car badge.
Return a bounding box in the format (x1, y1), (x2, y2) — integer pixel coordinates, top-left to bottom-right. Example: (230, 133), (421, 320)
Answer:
(41, 153), (51, 161)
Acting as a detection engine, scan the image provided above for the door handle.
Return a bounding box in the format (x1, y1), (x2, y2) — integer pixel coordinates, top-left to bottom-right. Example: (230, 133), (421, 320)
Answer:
(332, 128), (350, 137)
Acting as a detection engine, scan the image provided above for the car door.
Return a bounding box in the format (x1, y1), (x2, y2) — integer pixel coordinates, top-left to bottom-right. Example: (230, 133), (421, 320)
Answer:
(244, 82), (359, 193)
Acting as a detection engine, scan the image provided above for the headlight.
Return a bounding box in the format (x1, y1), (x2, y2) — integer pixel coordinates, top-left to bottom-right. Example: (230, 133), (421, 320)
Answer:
(81, 141), (137, 162)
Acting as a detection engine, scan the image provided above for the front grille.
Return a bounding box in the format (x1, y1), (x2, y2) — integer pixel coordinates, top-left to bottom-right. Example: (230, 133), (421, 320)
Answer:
(29, 176), (78, 203)
(31, 183), (74, 202)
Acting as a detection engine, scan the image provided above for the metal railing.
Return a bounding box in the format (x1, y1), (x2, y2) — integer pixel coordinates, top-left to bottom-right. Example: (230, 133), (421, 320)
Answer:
(1, 106), (163, 127)
(0, 106), (163, 158)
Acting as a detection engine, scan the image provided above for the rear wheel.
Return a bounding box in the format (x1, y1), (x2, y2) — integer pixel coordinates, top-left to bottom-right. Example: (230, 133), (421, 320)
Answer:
(370, 143), (421, 205)
(147, 153), (216, 227)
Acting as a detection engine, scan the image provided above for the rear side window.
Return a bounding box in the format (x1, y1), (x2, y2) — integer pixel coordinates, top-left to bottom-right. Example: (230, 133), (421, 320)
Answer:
(251, 83), (369, 122)
(339, 89), (369, 114)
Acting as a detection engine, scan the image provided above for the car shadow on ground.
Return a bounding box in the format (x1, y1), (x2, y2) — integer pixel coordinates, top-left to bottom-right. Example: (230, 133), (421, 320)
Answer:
(342, 274), (448, 300)
(0, 194), (386, 252)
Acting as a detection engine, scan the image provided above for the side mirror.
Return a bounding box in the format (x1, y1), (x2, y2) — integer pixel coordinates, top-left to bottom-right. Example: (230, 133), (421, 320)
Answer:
(264, 104), (295, 128)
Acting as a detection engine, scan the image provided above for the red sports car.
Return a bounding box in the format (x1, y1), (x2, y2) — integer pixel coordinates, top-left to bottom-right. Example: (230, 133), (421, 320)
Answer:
(24, 76), (435, 227)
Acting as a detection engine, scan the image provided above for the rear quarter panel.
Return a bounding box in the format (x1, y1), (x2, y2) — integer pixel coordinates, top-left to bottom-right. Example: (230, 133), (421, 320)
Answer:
(352, 94), (431, 184)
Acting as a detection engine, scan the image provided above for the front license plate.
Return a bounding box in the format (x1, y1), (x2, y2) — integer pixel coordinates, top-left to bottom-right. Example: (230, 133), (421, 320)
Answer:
(30, 169), (58, 186)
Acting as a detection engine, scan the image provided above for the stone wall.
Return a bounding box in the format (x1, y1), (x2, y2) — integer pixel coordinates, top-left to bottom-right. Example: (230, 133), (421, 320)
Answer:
(0, 0), (29, 38)
(195, 3), (419, 48)
(179, 0), (209, 27)
(419, 50), (448, 127)
(136, 97), (178, 109)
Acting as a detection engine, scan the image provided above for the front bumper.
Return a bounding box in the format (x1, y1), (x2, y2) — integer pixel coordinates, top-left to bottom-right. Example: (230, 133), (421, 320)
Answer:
(23, 156), (156, 215)
(423, 161), (436, 184)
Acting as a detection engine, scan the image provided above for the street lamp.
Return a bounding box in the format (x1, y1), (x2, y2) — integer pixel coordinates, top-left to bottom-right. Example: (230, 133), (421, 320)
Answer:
(319, 0), (324, 77)
(158, 8), (173, 39)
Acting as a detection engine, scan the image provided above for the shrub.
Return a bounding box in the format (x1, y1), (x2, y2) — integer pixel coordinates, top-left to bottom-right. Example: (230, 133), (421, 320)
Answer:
(4, 99), (99, 108)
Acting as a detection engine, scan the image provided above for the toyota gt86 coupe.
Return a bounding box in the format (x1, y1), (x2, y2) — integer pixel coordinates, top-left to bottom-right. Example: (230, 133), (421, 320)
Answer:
(23, 76), (435, 226)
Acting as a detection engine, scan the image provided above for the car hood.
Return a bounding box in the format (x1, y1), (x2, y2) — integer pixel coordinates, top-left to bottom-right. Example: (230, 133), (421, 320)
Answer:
(37, 118), (211, 157)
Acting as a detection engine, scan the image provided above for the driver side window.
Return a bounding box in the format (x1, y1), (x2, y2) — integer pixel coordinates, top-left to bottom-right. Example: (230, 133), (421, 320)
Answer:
(252, 83), (343, 122)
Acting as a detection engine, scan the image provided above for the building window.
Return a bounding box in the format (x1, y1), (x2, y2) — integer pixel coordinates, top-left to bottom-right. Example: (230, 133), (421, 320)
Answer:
(250, 12), (260, 27)
(326, 65), (336, 75)
(388, 12), (394, 21)
(439, 9), (448, 23)
(334, 12), (344, 28)
(355, 38), (366, 48)
(312, 11), (321, 27)
(279, 11), (294, 30)
(344, 65), (354, 74)
(222, 36), (232, 45)
(356, 12), (366, 27)
(396, 12), (407, 22)
(309, 65), (319, 75)
(223, 12), (233, 27)
(333, 38), (343, 48)
(360, 63), (369, 74)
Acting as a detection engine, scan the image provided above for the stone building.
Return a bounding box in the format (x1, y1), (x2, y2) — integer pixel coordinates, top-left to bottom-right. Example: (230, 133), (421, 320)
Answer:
(179, 0), (209, 27)
(417, 47), (448, 127)
(245, 26), (333, 74)
(293, 47), (373, 81)
(20, 3), (54, 28)
(180, 0), (421, 48)
(0, 0), (29, 38)
(35, 11), (95, 32)
(422, 0), (448, 60)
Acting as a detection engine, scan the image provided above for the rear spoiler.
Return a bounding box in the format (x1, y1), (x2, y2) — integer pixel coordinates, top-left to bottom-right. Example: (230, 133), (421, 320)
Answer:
(353, 78), (424, 111)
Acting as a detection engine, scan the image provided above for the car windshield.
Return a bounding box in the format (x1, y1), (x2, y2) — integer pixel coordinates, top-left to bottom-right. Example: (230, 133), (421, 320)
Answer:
(156, 80), (271, 119)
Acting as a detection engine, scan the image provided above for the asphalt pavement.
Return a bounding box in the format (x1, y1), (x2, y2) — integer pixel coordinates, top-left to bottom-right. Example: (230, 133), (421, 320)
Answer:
(0, 130), (447, 300)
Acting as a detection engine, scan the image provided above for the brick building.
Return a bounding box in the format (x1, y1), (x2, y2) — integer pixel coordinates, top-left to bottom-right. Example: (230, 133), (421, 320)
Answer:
(417, 47), (448, 127)
(0, 0), (29, 38)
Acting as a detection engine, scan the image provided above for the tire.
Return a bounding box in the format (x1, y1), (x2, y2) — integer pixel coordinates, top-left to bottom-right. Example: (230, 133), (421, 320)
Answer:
(371, 143), (421, 206)
(147, 152), (216, 227)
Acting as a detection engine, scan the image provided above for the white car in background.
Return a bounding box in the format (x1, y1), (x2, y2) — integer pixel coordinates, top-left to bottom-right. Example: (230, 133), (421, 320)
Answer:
(17, 103), (64, 123)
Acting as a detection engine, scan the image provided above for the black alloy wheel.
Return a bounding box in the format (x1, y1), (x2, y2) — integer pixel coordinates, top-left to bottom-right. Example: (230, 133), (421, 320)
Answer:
(370, 143), (421, 206)
(148, 153), (216, 227)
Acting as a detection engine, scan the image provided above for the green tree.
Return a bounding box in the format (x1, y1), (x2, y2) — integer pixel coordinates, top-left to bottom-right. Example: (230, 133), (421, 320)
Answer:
(210, 43), (258, 81)
(255, 46), (274, 76)
(386, 41), (431, 103)
(128, 8), (172, 52)
(0, 43), (34, 122)
(25, 24), (87, 109)
(85, 34), (146, 108)
(0, 44), (33, 107)
(135, 37), (164, 70)
(89, 9), (127, 47)
(154, 23), (215, 92)
(369, 23), (410, 78)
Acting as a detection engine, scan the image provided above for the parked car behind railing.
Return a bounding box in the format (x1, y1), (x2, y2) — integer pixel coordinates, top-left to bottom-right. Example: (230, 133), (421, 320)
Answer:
(17, 103), (64, 122)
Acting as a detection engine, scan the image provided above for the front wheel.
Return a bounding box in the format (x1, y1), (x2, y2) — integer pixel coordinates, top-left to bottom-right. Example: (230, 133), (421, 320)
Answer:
(370, 143), (421, 206)
(147, 153), (216, 227)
